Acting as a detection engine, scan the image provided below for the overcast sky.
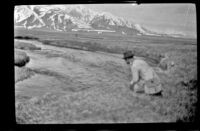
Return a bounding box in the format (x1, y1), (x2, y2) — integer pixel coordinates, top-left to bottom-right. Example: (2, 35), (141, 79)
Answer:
(84, 3), (196, 38)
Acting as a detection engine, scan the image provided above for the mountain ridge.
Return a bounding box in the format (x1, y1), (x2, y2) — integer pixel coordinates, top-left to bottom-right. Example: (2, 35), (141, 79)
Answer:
(14, 5), (185, 38)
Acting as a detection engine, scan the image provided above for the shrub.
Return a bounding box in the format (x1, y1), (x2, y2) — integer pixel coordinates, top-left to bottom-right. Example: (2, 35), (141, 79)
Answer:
(15, 41), (41, 50)
(14, 50), (30, 67)
(14, 36), (39, 40)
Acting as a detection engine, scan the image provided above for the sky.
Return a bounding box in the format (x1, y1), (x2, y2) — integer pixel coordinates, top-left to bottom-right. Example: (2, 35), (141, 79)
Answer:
(84, 4), (196, 38)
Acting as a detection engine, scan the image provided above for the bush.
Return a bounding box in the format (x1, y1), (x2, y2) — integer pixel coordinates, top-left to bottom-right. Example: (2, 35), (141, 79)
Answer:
(14, 36), (39, 40)
(15, 41), (41, 50)
(14, 50), (30, 67)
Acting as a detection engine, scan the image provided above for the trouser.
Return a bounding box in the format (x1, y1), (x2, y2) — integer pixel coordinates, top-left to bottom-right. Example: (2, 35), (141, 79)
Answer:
(133, 80), (162, 95)
(133, 81), (145, 93)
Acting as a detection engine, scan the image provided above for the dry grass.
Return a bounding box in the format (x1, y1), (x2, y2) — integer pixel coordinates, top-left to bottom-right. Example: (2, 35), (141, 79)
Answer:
(15, 41), (41, 50)
(15, 66), (35, 83)
(14, 30), (197, 123)
(147, 46), (197, 122)
(15, 43), (197, 123)
(41, 40), (163, 65)
(16, 92), (60, 123)
(14, 50), (30, 67)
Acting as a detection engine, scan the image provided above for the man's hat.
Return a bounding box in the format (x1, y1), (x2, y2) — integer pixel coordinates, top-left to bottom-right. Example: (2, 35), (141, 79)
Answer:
(123, 51), (134, 59)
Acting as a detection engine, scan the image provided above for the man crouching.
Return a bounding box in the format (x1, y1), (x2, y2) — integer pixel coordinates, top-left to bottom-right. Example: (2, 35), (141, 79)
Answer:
(123, 51), (162, 96)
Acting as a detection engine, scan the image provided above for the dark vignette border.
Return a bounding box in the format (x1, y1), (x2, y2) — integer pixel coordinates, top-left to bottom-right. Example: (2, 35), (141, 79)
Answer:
(4, 0), (199, 130)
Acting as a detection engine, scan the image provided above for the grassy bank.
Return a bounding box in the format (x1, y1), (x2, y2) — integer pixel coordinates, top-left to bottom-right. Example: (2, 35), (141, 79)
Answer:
(40, 39), (164, 65)
(14, 30), (197, 123)
(15, 41), (41, 50)
(14, 50), (30, 67)
(15, 66), (35, 83)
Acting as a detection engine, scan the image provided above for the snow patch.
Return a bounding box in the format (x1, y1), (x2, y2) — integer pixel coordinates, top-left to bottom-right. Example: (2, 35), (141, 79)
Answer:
(27, 24), (43, 29)
(58, 14), (63, 23)
(14, 6), (33, 23)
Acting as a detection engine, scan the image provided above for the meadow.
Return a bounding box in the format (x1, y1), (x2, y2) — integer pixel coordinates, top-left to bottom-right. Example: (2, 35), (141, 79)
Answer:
(14, 28), (197, 123)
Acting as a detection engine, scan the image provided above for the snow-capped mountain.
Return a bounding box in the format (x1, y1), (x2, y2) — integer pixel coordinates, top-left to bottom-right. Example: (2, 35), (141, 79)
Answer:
(14, 5), (185, 37)
(14, 5), (143, 34)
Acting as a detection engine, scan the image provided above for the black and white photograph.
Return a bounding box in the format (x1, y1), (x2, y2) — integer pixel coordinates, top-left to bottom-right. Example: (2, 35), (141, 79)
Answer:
(14, 3), (197, 124)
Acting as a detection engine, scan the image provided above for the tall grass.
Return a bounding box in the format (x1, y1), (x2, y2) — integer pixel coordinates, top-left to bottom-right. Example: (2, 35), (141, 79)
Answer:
(16, 92), (71, 124)
(14, 34), (166, 65)
(15, 41), (41, 50)
(41, 39), (164, 65)
(14, 33), (197, 122)
(15, 66), (35, 83)
(152, 48), (197, 122)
